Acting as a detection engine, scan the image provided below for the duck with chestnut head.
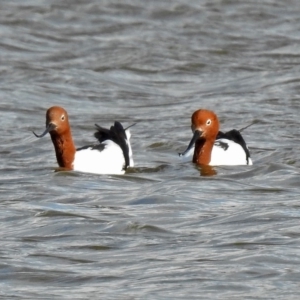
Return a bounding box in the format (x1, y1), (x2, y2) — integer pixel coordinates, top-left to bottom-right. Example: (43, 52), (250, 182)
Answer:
(179, 109), (252, 166)
(33, 106), (134, 174)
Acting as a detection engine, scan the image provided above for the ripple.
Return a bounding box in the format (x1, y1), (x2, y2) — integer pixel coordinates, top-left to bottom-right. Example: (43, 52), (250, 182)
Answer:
(1, 0), (300, 298)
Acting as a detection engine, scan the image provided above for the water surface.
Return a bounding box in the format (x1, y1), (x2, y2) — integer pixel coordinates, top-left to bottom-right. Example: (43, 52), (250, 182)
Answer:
(1, 0), (300, 299)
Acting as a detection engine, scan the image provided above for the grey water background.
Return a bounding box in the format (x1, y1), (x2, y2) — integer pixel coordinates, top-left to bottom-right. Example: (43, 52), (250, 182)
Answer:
(1, 0), (300, 298)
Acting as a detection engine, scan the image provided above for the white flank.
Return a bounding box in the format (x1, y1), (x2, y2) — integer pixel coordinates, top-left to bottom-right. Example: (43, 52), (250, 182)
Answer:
(125, 129), (134, 167)
(73, 140), (126, 175)
(210, 139), (251, 166)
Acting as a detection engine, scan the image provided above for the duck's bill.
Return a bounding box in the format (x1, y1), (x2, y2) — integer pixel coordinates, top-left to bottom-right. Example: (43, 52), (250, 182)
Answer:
(178, 130), (202, 157)
(32, 123), (57, 138)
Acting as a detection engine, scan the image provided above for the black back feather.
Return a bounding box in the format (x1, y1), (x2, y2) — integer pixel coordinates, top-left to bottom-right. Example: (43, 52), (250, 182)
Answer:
(77, 144), (106, 152)
(94, 121), (130, 170)
(216, 129), (251, 163)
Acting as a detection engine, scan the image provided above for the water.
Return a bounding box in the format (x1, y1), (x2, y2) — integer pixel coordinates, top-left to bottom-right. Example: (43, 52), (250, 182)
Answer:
(1, 0), (300, 298)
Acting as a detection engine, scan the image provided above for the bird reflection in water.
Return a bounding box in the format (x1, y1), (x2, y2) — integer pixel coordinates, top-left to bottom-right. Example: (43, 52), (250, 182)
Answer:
(199, 165), (217, 176)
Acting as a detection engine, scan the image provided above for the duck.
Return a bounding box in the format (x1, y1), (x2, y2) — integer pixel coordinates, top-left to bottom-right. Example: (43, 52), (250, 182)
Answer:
(179, 109), (252, 165)
(33, 106), (134, 174)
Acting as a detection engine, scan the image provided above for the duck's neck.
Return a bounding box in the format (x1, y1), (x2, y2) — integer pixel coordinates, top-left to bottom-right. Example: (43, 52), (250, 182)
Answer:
(50, 130), (76, 169)
(193, 138), (214, 165)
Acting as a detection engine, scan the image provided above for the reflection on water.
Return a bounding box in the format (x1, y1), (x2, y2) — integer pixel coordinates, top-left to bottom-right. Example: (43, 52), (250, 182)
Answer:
(1, 0), (300, 298)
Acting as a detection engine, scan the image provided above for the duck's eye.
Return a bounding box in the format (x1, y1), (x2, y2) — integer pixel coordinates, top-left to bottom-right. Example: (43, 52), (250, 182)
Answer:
(206, 119), (211, 125)
(61, 115), (65, 121)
